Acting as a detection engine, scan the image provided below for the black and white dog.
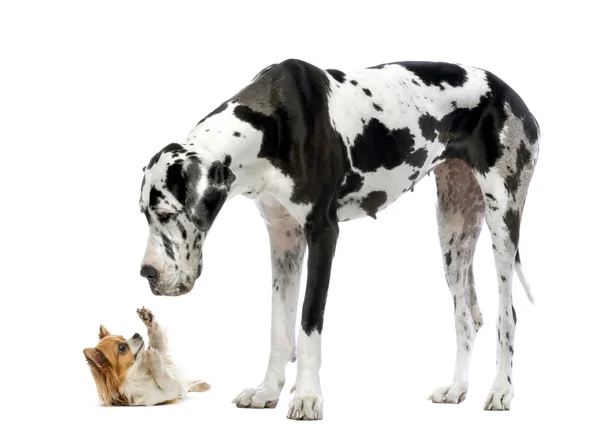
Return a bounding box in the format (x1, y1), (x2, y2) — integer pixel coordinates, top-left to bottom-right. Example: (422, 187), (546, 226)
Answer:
(138, 59), (539, 419)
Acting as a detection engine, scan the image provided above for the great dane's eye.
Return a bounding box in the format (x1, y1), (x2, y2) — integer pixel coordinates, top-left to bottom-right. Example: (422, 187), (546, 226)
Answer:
(118, 344), (127, 353)
(157, 212), (174, 222)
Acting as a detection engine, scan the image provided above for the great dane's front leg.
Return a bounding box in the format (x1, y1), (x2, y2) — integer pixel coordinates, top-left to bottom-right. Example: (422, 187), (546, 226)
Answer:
(287, 214), (339, 421)
(233, 196), (306, 409)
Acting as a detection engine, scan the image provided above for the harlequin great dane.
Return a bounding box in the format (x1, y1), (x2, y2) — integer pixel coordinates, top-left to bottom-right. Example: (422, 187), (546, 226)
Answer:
(138, 59), (539, 419)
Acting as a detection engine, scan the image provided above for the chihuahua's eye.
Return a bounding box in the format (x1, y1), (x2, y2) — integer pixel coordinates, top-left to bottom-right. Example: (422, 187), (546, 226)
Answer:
(118, 344), (127, 353)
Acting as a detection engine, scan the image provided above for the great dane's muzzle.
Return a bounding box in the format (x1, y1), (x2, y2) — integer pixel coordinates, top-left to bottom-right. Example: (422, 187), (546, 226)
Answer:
(140, 265), (161, 295)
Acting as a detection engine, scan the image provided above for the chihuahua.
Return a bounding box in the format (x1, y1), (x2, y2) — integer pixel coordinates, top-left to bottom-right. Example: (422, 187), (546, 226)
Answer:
(84, 307), (209, 406)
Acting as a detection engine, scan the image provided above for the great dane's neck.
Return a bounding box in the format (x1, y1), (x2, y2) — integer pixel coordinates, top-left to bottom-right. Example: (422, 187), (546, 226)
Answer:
(184, 103), (268, 200)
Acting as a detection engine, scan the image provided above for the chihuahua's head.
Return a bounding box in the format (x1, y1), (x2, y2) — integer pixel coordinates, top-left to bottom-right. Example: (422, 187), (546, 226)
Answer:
(83, 325), (145, 406)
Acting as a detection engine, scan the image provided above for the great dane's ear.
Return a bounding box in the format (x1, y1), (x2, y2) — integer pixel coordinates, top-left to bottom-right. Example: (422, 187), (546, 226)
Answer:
(99, 325), (110, 339)
(208, 161), (236, 188)
(184, 159), (234, 232)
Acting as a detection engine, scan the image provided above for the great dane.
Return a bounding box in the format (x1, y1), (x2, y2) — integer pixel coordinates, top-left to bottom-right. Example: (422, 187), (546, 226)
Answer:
(138, 59), (539, 419)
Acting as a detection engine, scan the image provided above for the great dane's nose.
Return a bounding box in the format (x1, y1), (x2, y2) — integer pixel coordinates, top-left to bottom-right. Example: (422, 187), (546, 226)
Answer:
(140, 265), (158, 279)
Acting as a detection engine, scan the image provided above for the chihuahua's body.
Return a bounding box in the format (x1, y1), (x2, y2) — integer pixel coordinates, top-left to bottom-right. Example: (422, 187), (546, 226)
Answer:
(84, 308), (209, 406)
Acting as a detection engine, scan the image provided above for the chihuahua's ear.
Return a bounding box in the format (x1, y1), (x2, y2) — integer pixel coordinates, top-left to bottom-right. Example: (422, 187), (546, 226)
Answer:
(99, 325), (110, 339)
(84, 348), (108, 368)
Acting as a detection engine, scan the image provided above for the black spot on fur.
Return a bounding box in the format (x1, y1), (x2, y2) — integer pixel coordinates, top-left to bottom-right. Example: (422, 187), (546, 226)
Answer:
(507, 376), (512, 384)
(504, 208), (520, 248)
(362, 88), (372, 97)
(411, 79), (420, 86)
(369, 61), (467, 89)
(485, 193), (496, 201)
(418, 113), (438, 141)
(453, 295), (457, 311)
(223, 154), (232, 167)
(445, 251), (452, 267)
(350, 80), (358, 86)
(339, 134), (364, 198)
(360, 191), (387, 219)
(147, 143), (185, 170)
(505, 141), (533, 196)
(326, 69), (346, 83)
(373, 103), (383, 111)
(166, 163), (187, 206)
(149, 187), (164, 208)
(351, 119), (416, 172)
(512, 305), (517, 325)
(233, 131), (241, 137)
(409, 171), (420, 181)
(501, 275), (507, 282)
(405, 148), (428, 168)
(196, 101), (228, 126)
(161, 233), (175, 260)
(177, 221), (187, 240)
(509, 345), (514, 354)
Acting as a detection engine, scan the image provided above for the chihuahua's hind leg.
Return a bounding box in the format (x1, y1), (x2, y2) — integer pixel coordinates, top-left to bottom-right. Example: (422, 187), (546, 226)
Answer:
(188, 380), (211, 392)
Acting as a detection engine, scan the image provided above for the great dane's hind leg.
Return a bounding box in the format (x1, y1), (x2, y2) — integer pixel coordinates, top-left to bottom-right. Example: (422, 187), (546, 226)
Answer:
(429, 159), (485, 404)
(232, 195), (306, 409)
(475, 111), (539, 411)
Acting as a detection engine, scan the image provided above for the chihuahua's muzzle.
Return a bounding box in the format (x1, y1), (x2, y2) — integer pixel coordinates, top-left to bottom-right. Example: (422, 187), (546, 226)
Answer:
(128, 333), (144, 357)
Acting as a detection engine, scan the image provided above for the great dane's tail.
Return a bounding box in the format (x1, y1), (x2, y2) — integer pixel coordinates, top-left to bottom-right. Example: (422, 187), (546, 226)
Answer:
(515, 250), (534, 304)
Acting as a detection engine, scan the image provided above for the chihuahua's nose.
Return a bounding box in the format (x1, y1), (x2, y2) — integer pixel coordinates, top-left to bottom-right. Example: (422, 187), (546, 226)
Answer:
(133, 333), (141, 339)
(140, 265), (157, 279)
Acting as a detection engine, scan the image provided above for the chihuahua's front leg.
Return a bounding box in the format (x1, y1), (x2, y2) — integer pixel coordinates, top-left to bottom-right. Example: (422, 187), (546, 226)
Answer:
(137, 307), (168, 353)
(145, 348), (185, 400)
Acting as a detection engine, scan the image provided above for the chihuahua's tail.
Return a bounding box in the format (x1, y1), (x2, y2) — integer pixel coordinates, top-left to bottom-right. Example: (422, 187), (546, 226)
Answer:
(188, 380), (211, 392)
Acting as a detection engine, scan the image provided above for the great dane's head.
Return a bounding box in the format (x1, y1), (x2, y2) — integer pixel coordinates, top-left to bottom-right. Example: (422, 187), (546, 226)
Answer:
(139, 143), (235, 296)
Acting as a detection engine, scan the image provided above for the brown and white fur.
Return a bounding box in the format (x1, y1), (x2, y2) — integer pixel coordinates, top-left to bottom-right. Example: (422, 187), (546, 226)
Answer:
(84, 307), (209, 406)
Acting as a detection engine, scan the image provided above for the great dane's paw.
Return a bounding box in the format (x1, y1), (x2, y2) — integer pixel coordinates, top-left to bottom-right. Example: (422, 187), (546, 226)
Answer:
(136, 307), (154, 329)
(428, 383), (468, 404)
(483, 380), (514, 411)
(232, 386), (280, 409)
(287, 394), (323, 420)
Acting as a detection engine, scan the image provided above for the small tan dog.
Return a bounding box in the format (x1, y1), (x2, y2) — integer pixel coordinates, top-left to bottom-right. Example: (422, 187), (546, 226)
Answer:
(84, 307), (209, 406)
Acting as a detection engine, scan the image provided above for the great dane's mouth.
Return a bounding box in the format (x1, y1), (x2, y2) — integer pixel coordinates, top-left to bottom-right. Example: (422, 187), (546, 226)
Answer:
(147, 281), (190, 297)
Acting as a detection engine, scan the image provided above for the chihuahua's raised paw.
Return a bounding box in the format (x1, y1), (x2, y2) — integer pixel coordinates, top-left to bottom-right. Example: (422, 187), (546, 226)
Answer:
(137, 307), (154, 329)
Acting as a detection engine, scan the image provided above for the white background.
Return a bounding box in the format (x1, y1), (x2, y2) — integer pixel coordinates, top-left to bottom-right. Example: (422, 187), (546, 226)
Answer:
(1, 0), (598, 435)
